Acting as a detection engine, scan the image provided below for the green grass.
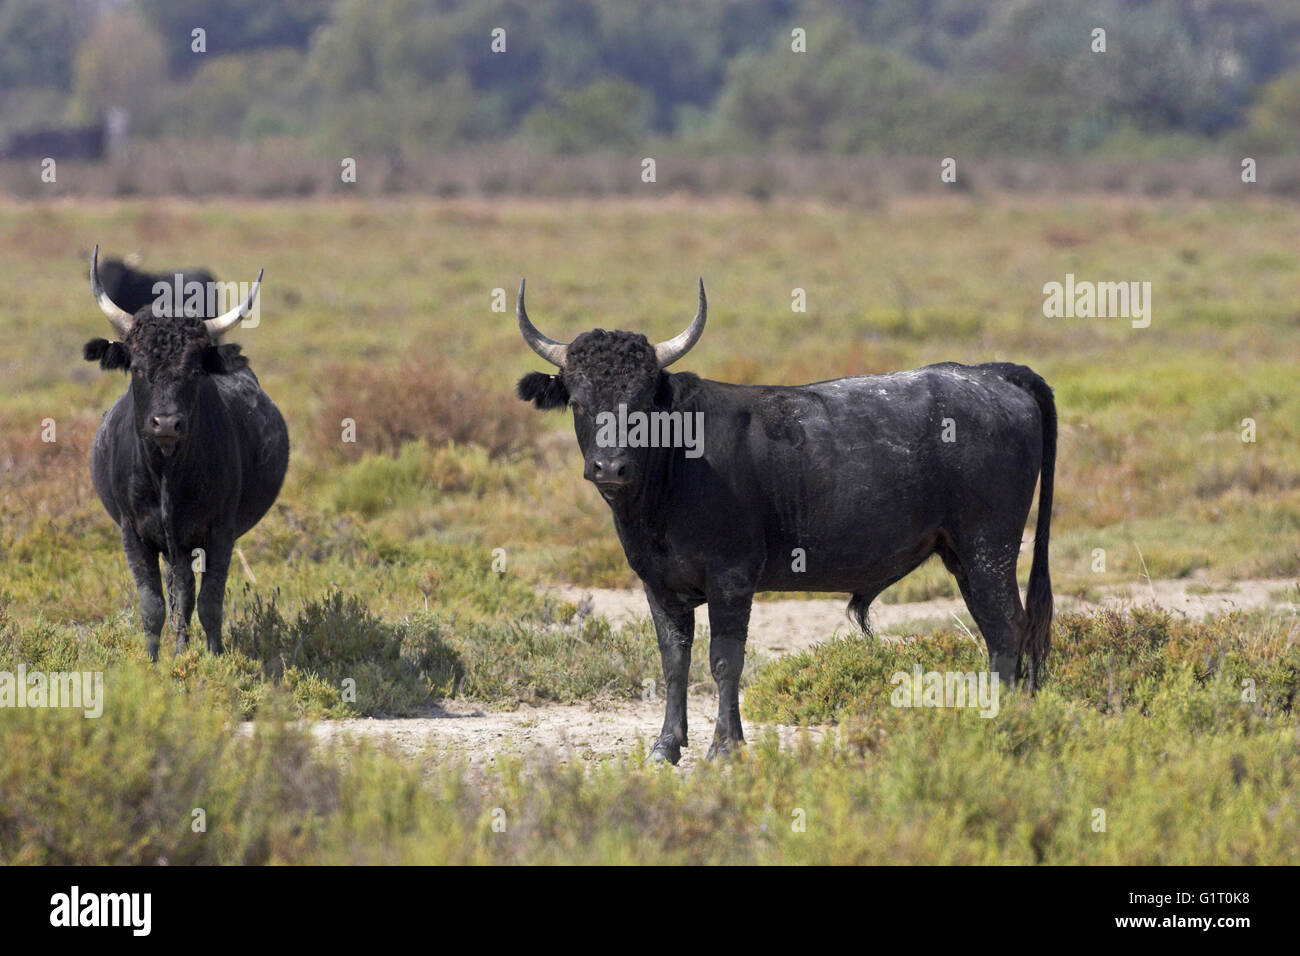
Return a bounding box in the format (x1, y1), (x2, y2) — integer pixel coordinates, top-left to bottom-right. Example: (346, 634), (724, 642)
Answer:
(2, 609), (1297, 864)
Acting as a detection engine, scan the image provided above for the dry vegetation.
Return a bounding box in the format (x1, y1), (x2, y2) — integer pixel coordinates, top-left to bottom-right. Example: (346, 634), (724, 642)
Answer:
(2, 145), (1297, 203)
(312, 356), (539, 462)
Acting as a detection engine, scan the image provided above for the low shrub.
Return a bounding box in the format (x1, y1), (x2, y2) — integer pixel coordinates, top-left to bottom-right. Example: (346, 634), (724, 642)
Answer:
(745, 609), (1300, 724)
(313, 357), (539, 462)
(226, 589), (463, 717)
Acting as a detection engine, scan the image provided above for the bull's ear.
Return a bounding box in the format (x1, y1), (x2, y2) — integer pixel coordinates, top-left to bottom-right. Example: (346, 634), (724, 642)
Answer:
(201, 344), (249, 375)
(83, 338), (130, 371)
(517, 372), (569, 410)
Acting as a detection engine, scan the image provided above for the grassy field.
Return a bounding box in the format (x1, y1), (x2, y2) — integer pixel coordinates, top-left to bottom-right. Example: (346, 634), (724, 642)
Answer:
(2, 608), (1296, 864)
(1, 195), (1298, 863)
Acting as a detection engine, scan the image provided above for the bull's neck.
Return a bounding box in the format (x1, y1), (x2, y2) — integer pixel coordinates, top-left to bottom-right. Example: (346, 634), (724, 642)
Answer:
(139, 440), (185, 479)
(604, 447), (677, 529)
(135, 418), (199, 480)
(140, 438), (195, 557)
(133, 400), (203, 559)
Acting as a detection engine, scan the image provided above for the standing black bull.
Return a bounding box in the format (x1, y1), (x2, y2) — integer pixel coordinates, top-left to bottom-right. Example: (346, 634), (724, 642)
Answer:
(82, 246), (289, 660)
(516, 280), (1056, 764)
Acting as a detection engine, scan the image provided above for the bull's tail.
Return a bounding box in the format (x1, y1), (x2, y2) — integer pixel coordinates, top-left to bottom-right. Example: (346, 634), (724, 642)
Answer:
(1003, 365), (1056, 690)
(848, 593), (872, 636)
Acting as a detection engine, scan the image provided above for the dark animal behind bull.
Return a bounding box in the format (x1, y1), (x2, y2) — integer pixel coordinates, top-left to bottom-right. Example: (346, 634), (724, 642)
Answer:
(92, 256), (218, 317)
(82, 246), (289, 660)
(516, 279), (1055, 764)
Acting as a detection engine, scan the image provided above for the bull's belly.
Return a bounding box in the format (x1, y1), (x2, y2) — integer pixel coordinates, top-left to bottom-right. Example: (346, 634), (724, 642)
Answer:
(233, 481), (283, 539)
(755, 526), (940, 594)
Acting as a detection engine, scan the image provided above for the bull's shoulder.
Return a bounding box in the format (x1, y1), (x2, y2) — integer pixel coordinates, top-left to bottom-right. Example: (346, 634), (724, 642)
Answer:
(207, 367), (288, 450)
(210, 365), (271, 406)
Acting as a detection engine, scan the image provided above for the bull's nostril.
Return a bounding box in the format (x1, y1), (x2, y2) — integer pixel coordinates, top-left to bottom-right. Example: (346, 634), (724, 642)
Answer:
(589, 458), (630, 485)
(151, 415), (183, 437)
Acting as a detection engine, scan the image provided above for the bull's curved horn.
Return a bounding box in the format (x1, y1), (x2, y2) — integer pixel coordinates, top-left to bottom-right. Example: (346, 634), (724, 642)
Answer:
(653, 278), (706, 368)
(203, 268), (264, 341)
(90, 244), (134, 337)
(516, 278), (568, 368)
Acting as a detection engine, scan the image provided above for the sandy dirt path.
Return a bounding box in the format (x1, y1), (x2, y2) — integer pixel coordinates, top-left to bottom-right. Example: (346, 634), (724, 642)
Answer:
(303, 576), (1296, 767)
(311, 696), (826, 770)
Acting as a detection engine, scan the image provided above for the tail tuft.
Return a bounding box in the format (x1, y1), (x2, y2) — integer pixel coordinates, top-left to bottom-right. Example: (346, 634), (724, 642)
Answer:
(848, 593), (873, 637)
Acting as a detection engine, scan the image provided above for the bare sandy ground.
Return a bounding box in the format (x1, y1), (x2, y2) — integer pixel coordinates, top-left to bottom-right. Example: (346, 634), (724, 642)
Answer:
(543, 576), (1299, 657)
(302, 575), (1296, 767)
(311, 696), (826, 770)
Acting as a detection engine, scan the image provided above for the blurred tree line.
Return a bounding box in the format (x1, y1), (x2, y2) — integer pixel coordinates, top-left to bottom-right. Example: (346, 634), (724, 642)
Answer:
(3, 0), (1300, 156)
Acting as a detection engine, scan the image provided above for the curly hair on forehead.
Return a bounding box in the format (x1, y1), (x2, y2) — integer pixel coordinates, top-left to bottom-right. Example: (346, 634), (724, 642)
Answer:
(124, 311), (211, 368)
(565, 329), (659, 389)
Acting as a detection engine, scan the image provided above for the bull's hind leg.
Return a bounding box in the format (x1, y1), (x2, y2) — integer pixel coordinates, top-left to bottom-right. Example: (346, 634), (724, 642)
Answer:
(122, 526), (165, 661)
(938, 535), (1029, 686)
(646, 589), (695, 765)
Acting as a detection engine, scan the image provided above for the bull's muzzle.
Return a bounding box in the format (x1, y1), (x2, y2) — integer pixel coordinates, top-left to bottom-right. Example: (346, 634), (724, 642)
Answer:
(586, 456), (633, 494)
(147, 413), (185, 454)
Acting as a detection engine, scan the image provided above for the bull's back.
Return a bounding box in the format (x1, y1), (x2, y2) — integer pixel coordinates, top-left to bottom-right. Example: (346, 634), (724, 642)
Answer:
(702, 364), (1043, 589)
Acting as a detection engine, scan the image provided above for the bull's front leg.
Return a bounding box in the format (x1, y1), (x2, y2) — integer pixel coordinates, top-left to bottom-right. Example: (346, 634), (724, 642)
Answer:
(164, 557), (196, 654)
(122, 525), (164, 661)
(645, 588), (695, 765)
(196, 532), (234, 654)
(704, 585), (753, 761)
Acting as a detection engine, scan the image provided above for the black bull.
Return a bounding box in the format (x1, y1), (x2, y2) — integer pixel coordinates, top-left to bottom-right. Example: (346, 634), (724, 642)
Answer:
(83, 248), (288, 660)
(92, 258), (218, 317)
(517, 281), (1055, 764)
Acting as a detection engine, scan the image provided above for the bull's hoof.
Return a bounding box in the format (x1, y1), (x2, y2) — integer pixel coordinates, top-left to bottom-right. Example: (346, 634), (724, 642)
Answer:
(705, 736), (743, 762)
(650, 736), (682, 765)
